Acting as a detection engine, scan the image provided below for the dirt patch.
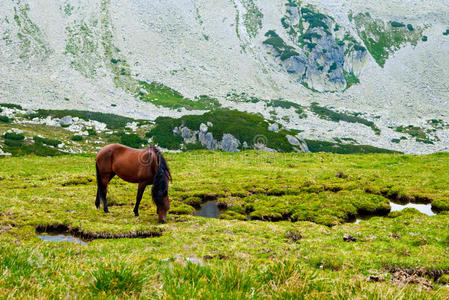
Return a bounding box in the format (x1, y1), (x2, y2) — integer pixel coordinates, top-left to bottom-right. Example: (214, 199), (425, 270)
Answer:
(36, 224), (162, 241)
(62, 176), (95, 186)
(386, 266), (449, 288)
(285, 230), (302, 243)
(391, 270), (433, 290)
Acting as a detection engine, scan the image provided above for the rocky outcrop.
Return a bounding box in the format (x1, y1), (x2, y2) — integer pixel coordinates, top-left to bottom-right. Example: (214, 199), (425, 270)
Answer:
(286, 135), (310, 153)
(268, 123), (280, 132)
(264, 3), (367, 92)
(199, 131), (218, 150)
(221, 134), (240, 152)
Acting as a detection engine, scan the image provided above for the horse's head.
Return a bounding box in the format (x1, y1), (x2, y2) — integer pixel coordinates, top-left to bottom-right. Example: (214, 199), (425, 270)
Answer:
(156, 196), (170, 223)
(151, 146), (172, 224)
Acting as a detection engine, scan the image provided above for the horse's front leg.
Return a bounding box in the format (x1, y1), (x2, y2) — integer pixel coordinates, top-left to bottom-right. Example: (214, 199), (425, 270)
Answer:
(133, 182), (147, 217)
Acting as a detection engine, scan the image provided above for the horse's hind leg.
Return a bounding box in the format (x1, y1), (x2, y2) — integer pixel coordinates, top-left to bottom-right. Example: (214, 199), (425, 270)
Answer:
(95, 190), (100, 209)
(100, 172), (115, 213)
(133, 182), (147, 217)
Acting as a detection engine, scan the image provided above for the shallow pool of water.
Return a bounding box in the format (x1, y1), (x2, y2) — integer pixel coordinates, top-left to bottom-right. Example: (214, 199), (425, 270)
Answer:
(38, 233), (87, 245)
(194, 200), (222, 218)
(354, 201), (437, 224)
(390, 202), (436, 216)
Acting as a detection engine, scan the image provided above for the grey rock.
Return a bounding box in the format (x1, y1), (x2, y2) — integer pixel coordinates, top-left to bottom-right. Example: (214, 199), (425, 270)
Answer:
(180, 127), (193, 139)
(207, 122), (213, 127)
(220, 134), (240, 152)
(242, 141), (249, 148)
(172, 127), (179, 135)
(286, 134), (301, 146)
(285, 55), (307, 75)
(60, 116), (73, 125)
(199, 132), (218, 150)
(298, 138), (310, 153)
(286, 4), (299, 20)
(268, 123), (280, 132)
(199, 123), (208, 133)
(253, 143), (277, 152)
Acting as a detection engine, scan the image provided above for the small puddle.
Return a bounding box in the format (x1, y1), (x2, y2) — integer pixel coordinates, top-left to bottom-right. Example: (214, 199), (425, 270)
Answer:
(390, 202), (436, 216)
(38, 233), (87, 245)
(354, 201), (437, 224)
(194, 200), (222, 218)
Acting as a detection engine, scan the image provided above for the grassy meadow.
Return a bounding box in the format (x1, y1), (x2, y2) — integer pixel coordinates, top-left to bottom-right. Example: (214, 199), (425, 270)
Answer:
(0, 151), (449, 298)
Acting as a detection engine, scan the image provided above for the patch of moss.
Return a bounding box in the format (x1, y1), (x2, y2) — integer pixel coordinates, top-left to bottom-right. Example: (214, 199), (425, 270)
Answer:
(169, 201), (195, 215)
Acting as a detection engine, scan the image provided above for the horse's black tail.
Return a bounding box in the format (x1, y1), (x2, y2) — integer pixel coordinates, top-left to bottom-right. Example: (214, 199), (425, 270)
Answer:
(151, 147), (171, 206)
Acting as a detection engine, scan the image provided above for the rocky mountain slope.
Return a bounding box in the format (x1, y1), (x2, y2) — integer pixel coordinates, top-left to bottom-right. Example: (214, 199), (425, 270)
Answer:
(0, 0), (448, 154)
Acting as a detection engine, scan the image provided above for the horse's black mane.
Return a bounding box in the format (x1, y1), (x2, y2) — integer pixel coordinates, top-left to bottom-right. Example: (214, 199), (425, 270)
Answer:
(150, 146), (171, 206)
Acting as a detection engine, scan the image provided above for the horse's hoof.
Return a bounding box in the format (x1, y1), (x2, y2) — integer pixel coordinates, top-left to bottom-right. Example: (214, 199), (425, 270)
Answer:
(158, 219), (166, 224)
(134, 212), (139, 217)
(104, 209), (109, 213)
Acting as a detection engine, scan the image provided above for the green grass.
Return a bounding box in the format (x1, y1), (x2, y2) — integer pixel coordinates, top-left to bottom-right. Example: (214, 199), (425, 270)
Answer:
(343, 71), (360, 90)
(395, 125), (433, 144)
(310, 103), (381, 135)
(0, 153), (448, 298)
(139, 81), (221, 110)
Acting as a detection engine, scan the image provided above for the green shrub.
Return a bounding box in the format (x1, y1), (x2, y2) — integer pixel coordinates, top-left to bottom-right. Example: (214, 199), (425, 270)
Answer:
(87, 129), (97, 136)
(421, 35), (428, 41)
(0, 116), (10, 123)
(305, 139), (397, 154)
(310, 103), (380, 134)
(3, 132), (25, 140)
(120, 134), (146, 149)
(390, 21), (405, 28)
(148, 109), (295, 152)
(0, 103), (22, 109)
(33, 136), (61, 147)
(406, 24), (414, 31)
(71, 135), (83, 141)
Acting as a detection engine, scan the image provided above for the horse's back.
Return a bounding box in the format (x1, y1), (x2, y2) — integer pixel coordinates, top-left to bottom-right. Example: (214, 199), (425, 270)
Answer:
(96, 144), (152, 183)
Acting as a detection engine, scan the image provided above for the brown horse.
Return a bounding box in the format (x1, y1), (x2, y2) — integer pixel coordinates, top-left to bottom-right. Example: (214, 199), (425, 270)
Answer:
(95, 144), (171, 223)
